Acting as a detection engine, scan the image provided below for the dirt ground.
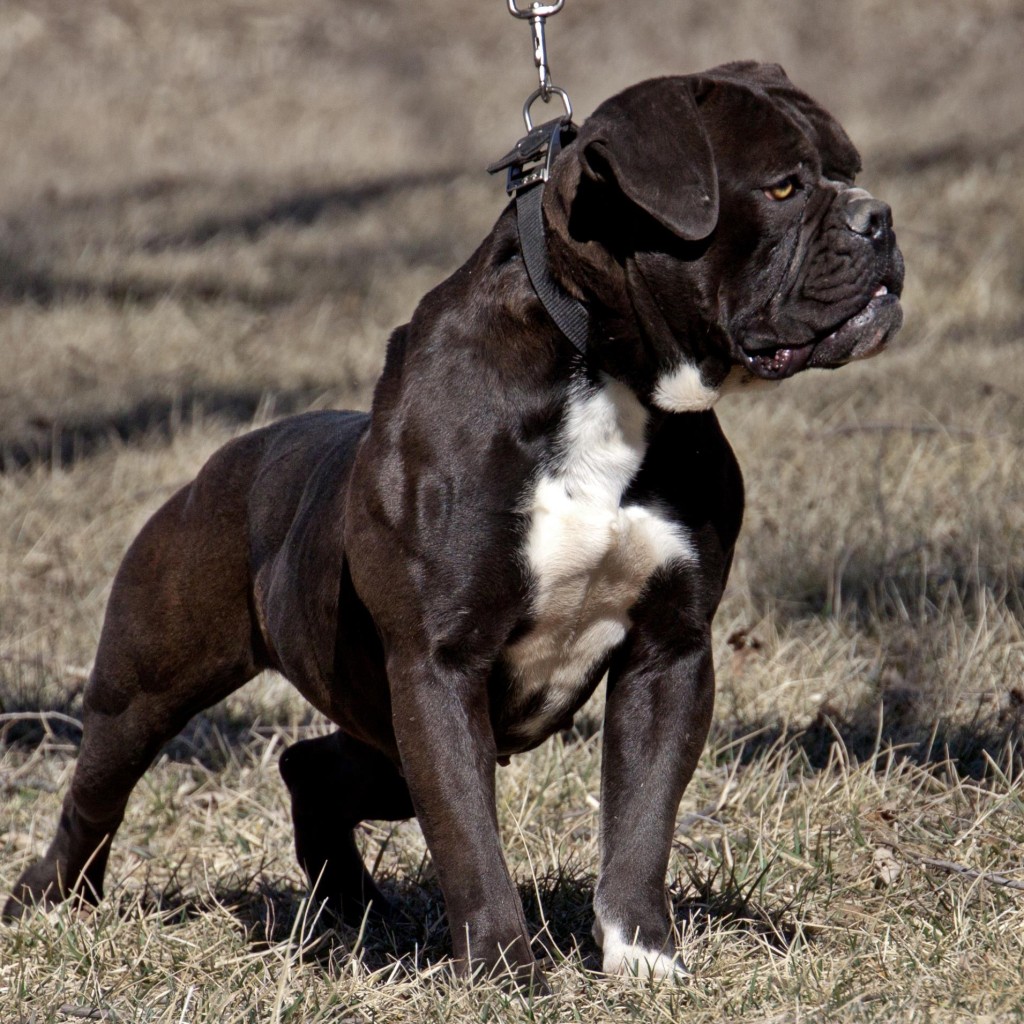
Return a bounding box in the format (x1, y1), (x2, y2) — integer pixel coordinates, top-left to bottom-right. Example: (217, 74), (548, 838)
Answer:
(2, 2), (1023, 1021)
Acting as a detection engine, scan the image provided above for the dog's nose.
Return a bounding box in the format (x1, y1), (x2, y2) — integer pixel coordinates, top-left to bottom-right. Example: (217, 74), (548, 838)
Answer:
(843, 194), (892, 241)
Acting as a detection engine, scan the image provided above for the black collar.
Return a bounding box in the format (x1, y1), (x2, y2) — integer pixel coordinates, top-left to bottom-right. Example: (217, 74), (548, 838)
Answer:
(489, 118), (592, 358)
(514, 184), (590, 357)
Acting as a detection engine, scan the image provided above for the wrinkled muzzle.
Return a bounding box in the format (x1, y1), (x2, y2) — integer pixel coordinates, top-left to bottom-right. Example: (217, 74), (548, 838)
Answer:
(738, 185), (905, 380)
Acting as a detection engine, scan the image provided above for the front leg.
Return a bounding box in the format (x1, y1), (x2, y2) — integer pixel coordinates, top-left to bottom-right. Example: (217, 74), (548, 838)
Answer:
(387, 651), (543, 989)
(593, 609), (716, 979)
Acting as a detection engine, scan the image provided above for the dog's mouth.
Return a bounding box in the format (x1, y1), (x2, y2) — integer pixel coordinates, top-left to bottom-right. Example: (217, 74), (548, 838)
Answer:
(739, 285), (903, 380)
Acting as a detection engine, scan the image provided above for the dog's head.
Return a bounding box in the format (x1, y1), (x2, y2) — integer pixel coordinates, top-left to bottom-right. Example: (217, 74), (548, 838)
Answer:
(545, 61), (904, 408)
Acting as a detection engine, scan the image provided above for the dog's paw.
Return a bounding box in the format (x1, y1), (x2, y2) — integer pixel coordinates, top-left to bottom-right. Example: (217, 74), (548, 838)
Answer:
(600, 924), (689, 981)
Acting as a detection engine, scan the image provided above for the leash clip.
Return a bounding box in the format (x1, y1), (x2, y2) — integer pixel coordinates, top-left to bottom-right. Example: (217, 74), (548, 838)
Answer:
(487, 116), (576, 197)
(506, 0), (566, 106)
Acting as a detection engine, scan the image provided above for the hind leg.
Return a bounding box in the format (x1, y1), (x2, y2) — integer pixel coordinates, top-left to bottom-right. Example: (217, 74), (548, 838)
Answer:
(279, 731), (414, 924)
(4, 478), (263, 920)
(5, 662), (256, 918)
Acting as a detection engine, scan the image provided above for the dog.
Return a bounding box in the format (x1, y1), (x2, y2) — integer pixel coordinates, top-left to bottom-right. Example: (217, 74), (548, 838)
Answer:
(5, 62), (903, 988)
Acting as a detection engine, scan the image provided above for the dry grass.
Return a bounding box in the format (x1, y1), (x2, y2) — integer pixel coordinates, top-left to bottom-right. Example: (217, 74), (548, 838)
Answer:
(2, 0), (1024, 1020)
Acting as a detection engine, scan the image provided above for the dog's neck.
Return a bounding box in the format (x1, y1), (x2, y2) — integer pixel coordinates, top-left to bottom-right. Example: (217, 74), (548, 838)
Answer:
(527, 189), (732, 412)
(401, 206), (728, 429)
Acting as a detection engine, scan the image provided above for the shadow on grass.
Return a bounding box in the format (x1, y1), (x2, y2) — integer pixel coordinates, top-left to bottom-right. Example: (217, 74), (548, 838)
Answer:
(0, 235), (458, 312)
(0, 385), (333, 473)
(4, 647), (1023, 784)
(0, 167), (478, 474)
(128, 855), (808, 980)
(131, 867), (602, 975)
(673, 865), (806, 956)
(760, 551), (1024, 633)
(138, 170), (460, 253)
(712, 692), (1024, 783)
(0, 666), (323, 767)
(724, 542), (1024, 778)
(0, 167), (473, 313)
(0, 259), (297, 311)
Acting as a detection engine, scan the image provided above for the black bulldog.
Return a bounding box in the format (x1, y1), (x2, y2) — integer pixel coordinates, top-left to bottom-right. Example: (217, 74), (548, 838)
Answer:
(6, 62), (903, 988)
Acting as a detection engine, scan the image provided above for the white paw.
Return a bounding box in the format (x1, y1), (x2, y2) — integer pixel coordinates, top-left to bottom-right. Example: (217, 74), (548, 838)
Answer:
(600, 924), (689, 981)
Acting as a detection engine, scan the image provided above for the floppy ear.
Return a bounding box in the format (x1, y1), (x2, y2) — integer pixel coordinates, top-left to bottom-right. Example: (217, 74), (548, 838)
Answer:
(575, 77), (719, 241)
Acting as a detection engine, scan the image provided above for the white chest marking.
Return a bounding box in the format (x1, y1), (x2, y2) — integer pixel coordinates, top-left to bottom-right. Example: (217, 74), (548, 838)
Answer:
(651, 360), (720, 412)
(652, 360), (784, 413)
(505, 379), (694, 731)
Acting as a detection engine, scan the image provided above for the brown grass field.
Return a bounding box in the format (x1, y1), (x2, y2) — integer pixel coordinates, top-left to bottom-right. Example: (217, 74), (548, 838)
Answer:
(2, 0), (1024, 1020)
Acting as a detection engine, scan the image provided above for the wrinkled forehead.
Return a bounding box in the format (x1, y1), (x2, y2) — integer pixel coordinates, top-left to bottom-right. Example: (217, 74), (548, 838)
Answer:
(690, 64), (862, 184)
(694, 82), (820, 183)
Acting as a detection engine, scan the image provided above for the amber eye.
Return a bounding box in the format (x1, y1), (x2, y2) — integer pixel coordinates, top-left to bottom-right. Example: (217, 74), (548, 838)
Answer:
(765, 178), (797, 201)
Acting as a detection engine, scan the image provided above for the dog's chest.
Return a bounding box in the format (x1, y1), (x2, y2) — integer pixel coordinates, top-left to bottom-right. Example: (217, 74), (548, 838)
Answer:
(503, 380), (694, 737)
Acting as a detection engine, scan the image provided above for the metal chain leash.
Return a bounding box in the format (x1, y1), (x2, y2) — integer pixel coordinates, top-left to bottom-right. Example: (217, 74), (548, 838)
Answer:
(505, 0), (573, 130)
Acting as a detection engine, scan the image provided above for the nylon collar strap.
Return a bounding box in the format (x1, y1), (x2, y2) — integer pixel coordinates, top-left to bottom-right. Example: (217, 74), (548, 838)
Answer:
(515, 184), (590, 356)
(488, 118), (591, 357)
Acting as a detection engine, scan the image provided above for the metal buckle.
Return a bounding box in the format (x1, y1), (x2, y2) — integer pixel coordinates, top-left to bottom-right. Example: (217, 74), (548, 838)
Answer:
(492, 0), (575, 194)
(522, 86), (572, 131)
(487, 117), (576, 196)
